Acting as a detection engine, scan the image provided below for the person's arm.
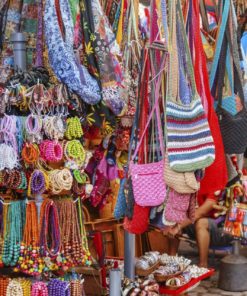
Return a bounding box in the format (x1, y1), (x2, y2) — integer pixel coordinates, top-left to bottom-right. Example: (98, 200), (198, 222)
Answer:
(164, 199), (216, 237)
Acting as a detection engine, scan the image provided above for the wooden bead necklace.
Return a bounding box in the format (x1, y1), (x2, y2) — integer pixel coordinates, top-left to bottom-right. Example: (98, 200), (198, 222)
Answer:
(0, 276), (10, 296)
(57, 199), (90, 267)
(39, 199), (61, 271)
(70, 280), (83, 296)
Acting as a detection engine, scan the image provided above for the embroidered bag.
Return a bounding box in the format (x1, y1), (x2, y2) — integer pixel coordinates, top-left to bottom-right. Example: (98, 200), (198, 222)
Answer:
(44, 0), (101, 105)
(129, 56), (166, 207)
(166, 0), (215, 173)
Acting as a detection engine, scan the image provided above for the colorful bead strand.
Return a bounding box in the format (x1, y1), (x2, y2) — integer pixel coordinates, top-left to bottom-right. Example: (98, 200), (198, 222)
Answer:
(31, 282), (48, 296)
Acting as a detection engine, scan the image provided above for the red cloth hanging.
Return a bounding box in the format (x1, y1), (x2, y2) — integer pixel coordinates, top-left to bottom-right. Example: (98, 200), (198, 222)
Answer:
(192, 0), (227, 197)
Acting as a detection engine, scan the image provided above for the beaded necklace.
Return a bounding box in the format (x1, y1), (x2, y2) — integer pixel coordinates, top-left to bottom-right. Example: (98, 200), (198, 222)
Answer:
(39, 199), (61, 260)
(18, 278), (31, 296)
(22, 143), (40, 166)
(2, 201), (25, 267)
(48, 279), (70, 296)
(70, 280), (84, 296)
(6, 279), (24, 296)
(49, 169), (73, 195)
(25, 115), (43, 143)
(28, 169), (49, 197)
(57, 199), (89, 267)
(18, 201), (42, 276)
(43, 116), (65, 140)
(0, 276), (10, 296)
(64, 140), (86, 169)
(31, 282), (49, 296)
(65, 117), (83, 140)
(40, 140), (63, 163)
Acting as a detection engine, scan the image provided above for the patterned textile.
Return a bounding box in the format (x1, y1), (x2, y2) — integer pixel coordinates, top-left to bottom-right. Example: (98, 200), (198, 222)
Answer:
(91, 0), (125, 115)
(44, 0), (101, 105)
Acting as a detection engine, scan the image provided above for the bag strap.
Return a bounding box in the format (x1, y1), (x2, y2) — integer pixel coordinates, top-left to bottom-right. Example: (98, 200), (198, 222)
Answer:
(209, 0), (231, 89)
(176, 0), (198, 102)
(131, 55), (166, 161)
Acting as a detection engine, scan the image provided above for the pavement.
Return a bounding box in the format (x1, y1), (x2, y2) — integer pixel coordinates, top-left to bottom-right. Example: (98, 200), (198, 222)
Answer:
(176, 241), (247, 296)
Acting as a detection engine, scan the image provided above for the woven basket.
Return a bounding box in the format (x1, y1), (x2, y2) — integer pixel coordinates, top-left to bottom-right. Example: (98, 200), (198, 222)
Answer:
(136, 262), (160, 277)
(99, 202), (113, 219)
(154, 270), (183, 283)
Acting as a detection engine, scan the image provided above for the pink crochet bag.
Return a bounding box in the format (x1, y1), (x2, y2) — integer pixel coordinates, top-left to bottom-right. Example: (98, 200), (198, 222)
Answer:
(129, 60), (166, 207)
(164, 189), (191, 224)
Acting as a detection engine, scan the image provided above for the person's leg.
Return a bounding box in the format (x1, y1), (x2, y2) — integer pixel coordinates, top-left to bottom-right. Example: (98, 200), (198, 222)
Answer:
(195, 218), (210, 268)
(168, 237), (180, 256)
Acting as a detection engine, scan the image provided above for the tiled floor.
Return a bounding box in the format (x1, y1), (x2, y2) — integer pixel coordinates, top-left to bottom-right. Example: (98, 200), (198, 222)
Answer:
(176, 242), (247, 296)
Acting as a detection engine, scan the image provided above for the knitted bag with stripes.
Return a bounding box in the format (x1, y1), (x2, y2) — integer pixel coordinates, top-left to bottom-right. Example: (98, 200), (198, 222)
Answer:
(166, 0), (215, 172)
(166, 98), (215, 172)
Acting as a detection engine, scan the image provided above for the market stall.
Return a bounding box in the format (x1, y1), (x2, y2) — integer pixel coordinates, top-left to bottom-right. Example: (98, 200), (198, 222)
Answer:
(0, 0), (247, 295)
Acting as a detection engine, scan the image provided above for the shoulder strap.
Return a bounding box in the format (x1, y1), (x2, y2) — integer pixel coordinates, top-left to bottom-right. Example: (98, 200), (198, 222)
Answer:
(131, 55), (166, 161)
(209, 0), (230, 89)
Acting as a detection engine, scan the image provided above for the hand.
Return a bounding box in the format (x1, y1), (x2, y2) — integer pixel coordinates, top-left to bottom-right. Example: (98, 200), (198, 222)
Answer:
(163, 224), (181, 238)
(168, 224), (182, 238)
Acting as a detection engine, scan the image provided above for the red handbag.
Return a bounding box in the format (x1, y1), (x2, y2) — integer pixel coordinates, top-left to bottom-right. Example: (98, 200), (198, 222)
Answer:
(123, 204), (150, 235)
(190, 0), (227, 196)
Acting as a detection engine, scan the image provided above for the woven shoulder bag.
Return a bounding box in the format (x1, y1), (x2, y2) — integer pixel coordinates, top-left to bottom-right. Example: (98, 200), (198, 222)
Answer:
(166, 0), (215, 173)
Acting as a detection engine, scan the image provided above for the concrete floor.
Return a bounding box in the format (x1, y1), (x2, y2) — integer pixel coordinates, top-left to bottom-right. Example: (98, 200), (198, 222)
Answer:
(177, 241), (247, 296)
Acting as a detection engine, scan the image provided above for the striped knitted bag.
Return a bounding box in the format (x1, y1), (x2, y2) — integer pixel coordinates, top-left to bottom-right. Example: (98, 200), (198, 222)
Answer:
(166, 0), (215, 172)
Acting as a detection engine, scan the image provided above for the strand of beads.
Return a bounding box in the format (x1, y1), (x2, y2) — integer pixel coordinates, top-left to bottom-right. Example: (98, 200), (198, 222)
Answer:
(1, 170), (22, 189)
(18, 278), (32, 296)
(28, 170), (49, 196)
(0, 202), (8, 267)
(25, 115), (43, 143)
(64, 140), (86, 169)
(39, 140), (63, 163)
(0, 143), (18, 170)
(21, 143), (40, 166)
(57, 199), (91, 267)
(70, 280), (84, 296)
(48, 279), (70, 296)
(6, 279), (24, 296)
(65, 117), (83, 140)
(39, 199), (62, 272)
(31, 282), (49, 296)
(17, 201), (42, 276)
(2, 201), (25, 267)
(0, 277), (10, 295)
(49, 169), (73, 195)
(43, 116), (66, 140)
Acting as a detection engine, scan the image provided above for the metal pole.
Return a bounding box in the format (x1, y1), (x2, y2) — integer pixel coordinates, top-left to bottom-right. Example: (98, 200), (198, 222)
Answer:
(124, 231), (135, 280)
(10, 32), (27, 71)
(109, 269), (121, 296)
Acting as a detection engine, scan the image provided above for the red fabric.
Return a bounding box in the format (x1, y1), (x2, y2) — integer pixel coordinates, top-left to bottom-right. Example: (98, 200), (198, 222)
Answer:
(197, 193), (218, 207)
(191, 0), (227, 197)
(123, 204), (150, 234)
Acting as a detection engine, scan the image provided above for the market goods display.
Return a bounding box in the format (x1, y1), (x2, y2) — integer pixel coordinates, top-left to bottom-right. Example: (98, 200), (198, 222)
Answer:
(0, 0), (247, 294)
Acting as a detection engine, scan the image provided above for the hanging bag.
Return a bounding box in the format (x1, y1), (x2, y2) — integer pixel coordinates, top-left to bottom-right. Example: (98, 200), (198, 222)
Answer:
(129, 55), (167, 207)
(190, 0), (228, 196)
(210, 0), (247, 154)
(44, 0), (101, 105)
(166, 0), (215, 173)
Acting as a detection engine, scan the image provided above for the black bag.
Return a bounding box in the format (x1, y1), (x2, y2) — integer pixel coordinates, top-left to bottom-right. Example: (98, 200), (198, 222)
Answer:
(214, 17), (247, 154)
